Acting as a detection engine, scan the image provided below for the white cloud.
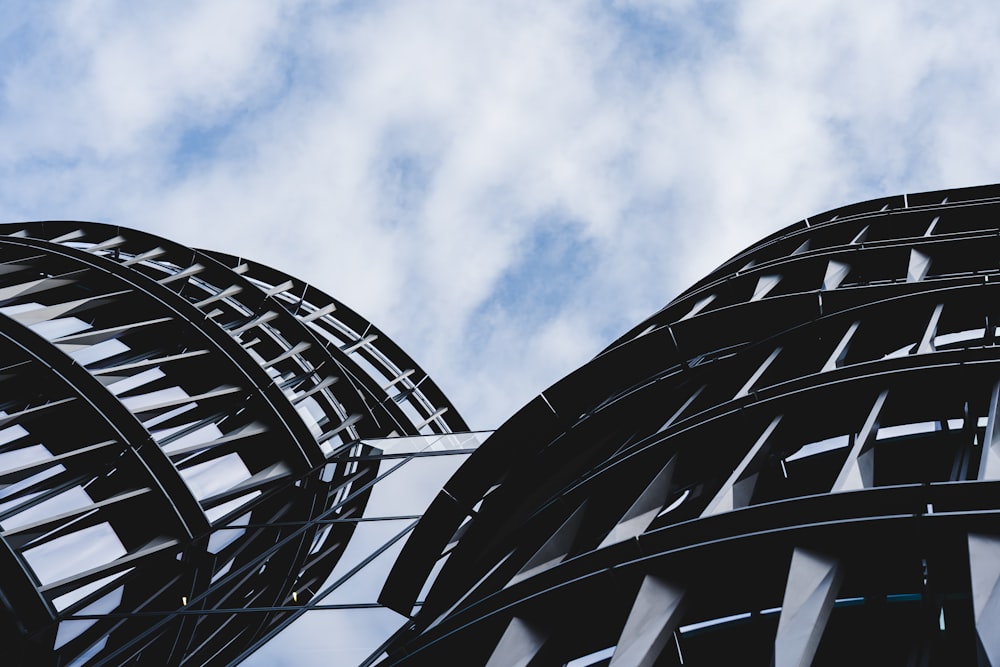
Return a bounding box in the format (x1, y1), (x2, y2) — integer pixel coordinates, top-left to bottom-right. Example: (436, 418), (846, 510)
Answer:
(4, 0), (1000, 422)
(4, 1), (1000, 660)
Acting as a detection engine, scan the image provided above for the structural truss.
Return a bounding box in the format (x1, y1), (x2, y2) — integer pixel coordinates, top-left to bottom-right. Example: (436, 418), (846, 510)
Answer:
(0, 220), (469, 666)
(378, 184), (1000, 665)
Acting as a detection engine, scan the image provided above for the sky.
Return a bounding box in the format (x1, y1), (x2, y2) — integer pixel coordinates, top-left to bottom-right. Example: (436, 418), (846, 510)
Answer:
(4, 0), (1000, 663)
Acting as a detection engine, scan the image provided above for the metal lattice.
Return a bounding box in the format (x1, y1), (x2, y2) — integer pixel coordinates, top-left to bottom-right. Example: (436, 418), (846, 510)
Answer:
(379, 184), (1000, 666)
(0, 221), (467, 666)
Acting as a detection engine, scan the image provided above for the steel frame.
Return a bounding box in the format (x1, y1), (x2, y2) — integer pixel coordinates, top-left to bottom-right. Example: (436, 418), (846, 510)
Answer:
(378, 184), (1000, 666)
(0, 221), (466, 666)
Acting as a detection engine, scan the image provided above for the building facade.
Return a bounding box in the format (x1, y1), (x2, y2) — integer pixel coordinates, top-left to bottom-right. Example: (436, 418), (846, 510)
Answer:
(9, 184), (1000, 666)
(377, 184), (1000, 666)
(0, 220), (469, 666)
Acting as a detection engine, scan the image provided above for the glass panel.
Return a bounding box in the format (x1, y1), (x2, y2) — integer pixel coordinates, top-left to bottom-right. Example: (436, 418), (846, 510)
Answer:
(106, 368), (165, 396)
(207, 512), (251, 554)
(0, 302), (41, 315)
(179, 453), (251, 502)
(207, 527), (246, 555)
(935, 328), (987, 348)
(786, 435), (850, 462)
(364, 454), (472, 517)
(55, 619), (96, 649)
(0, 443), (51, 472)
(3, 483), (92, 530)
(877, 422), (938, 440)
(120, 386), (190, 412)
(204, 491), (261, 524)
(296, 397), (327, 438)
(318, 519), (413, 595)
(0, 424), (29, 446)
(241, 608), (407, 667)
(78, 585), (124, 615)
(158, 422), (224, 454)
(322, 530), (409, 605)
(52, 570), (130, 612)
(361, 431), (489, 456)
(30, 316), (90, 340)
(22, 522), (126, 585)
(69, 338), (130, 367)
(143, 401), (198, 430)
(0, 465), (64, 506)
(211, 557), (235, 583)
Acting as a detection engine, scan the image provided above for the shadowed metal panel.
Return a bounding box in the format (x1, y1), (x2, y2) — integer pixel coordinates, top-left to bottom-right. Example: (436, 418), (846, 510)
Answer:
(0, 221), (468, 667)
(379, 185), (1000, 667)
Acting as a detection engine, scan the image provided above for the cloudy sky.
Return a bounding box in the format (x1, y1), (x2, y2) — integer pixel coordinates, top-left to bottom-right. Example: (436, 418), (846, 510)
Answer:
(4, 0), (1000, 663)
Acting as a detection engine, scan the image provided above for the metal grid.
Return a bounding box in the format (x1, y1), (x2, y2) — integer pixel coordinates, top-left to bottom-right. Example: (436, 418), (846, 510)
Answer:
(378, 184), (1000, 666)
(0, 221), (466, 666)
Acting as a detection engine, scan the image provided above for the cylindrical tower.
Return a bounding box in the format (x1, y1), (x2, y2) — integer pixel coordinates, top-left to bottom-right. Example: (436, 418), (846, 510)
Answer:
(0, 221), (466, 666)
(379, 184), (1000, 666)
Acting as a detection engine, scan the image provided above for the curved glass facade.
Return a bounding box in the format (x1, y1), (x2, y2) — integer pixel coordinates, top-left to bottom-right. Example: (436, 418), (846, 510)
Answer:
(378, 184), (1000, 666)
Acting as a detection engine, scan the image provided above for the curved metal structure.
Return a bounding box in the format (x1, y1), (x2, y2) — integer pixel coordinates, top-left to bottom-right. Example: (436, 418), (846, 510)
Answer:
(379, 184), (1000, 666)
(0, 220), (466, 666)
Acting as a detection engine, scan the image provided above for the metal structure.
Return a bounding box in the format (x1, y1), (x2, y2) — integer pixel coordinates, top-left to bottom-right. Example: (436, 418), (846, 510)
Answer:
(0, 220), (468, 666)
(378, 184), (1000, 666)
